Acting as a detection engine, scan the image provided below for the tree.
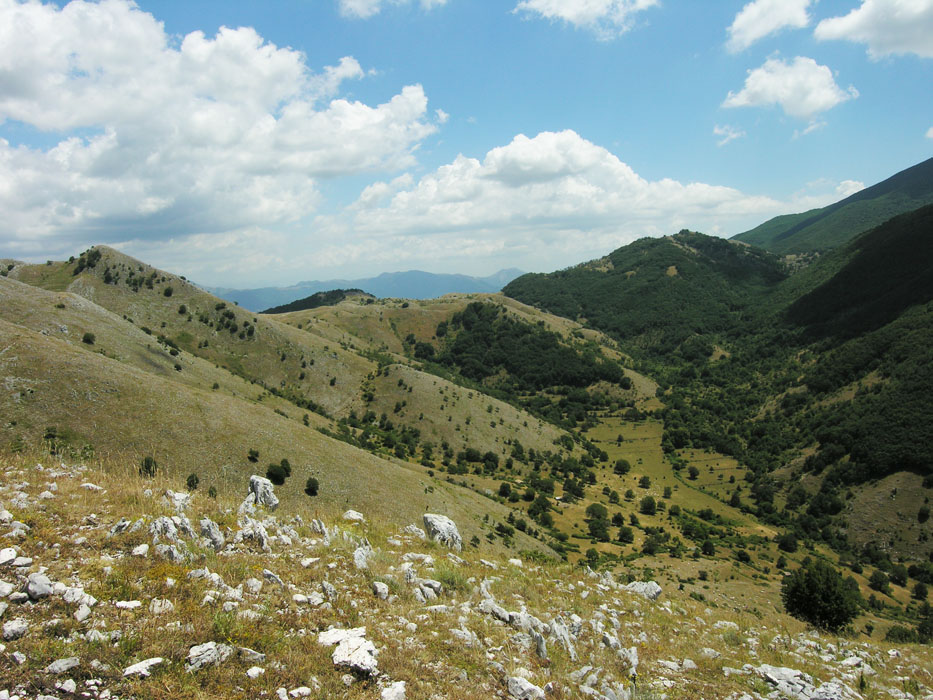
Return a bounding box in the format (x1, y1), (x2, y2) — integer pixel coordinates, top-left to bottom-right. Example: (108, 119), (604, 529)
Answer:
(912, 581), (928, 601)
(639, 496), (657, 515)
(585, 503), (608, 520)
(617, 526), (634, 543)
(781, 559), (860, 632)
(869, 570), (890, 594)
(614, 459), (631, 475)
(498, 482), (511, 498)
(778, 532), (798, 553)
(305, 477), (319, 496)
(687, 466), (700, 480)
(638, 475), (651, 488)
(588, 518), (610, 542)
(701, 539), (716, 556)
(266, 462), (288, 485)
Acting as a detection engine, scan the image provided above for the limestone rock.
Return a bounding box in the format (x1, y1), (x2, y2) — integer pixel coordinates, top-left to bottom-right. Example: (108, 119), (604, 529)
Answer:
(186, 641), (234, 672)
(44, 657), (79, 674)
(123, 657), (163, 677)
(507, 676), (545, 700)
(318, 627), (378, 676)
(249, 475), (279, 510)
(26, 572), (54, 600)
(199, 517), (225, 551)
(422, 513), (462, 552)
(621, 580), (662, 601)
(343, 510), (365, 523)
(3, 618), (28, 640)
(382, 681), (406, 700)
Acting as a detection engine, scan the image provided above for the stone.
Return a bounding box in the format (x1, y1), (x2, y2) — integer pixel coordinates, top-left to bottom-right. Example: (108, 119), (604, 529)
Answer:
(372, 581), (390, 600)
(342, 510), (365, 523)
(186, 641), (234, 672)
(155, 543), (186, 562)
(353, 544), (373, 570)
(26, 572), (54, 600)
(44, 657), (80, 674)
(163, 489), (191, 513)
(382, 681), (406, 700)
(199, 517), (225, 551)
(403, 525), (426, 539)
(108, 518), (131, 537)
(3, 618), (28, 641)
(132, 544), (149, 557)
(149, 517), (179, 544)
(318, 627), (378, 676)
(74, 604), (92, 622)
(247, 666), (265, 679)
(507, 676), (545, 700)
(150, 598), (174, 615)
(249, 475), (279, 510)
(263, 569), (284, 587)
(422, 513), (462, 552)
(621, 580), (662, 601)
(115, 600), (142, 610)
(123, 657), (163, 677)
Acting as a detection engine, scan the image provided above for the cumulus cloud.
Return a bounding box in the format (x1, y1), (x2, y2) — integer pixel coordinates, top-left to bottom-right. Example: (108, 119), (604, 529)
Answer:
(339, 0), (449, 20)
(723, 56), (858, 121)
(927, 126), (933, 138)
(815, 0), (933, 58)
(713, 124), (746, 146)
(726, 0), (813, 52)
(317, 130), (785, 272)
(0, 0), (436, 260)
(102, 130), (860, 286)
(514, 0), (659, 40)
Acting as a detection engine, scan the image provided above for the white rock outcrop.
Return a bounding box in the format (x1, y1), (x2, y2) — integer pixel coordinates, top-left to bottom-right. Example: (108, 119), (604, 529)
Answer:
(422, 513), (462, 552)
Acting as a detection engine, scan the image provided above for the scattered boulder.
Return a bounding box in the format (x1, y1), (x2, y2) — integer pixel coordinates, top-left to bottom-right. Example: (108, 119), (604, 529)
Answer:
(621, 580), (662, 601)
(199, 517), (225, 551)
(123, 657), (163, 677)
(186, 641), (234, 672)
(507, 676), (545, 700)
(422, 514), (462, 552)
(318, 627), (378, 676)
(343, 510), (365, 523)
(3, 618), (28, 640)
(44, 657), (80, 674)
(26, 572), (54, 600)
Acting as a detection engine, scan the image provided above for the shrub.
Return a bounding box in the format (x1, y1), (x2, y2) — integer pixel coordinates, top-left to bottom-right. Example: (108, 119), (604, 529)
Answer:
(884, 625), (919, 643)
(638, 475), (651, 488)
(82, 332), (95, 345)
(640, 496), (657, 515)
(266, 463), (288, 485)
(701, 540), (716, 556)
(207, 486), (217, 499)
(687, 466), (700, 480)
(778, 532), (798, 553)
(869, 570), (890, 594)
(614, 459), (631, 475)
(178, 304), (187, 315)
(186, 473), (199, 491)
(781, 558), (861, 632)
(247, 449), (259, 463)
(305, 477), (319, 497)
(139, 455), (157, 478)
(617, 526), (634, 543)
(163, 286), (173, 297)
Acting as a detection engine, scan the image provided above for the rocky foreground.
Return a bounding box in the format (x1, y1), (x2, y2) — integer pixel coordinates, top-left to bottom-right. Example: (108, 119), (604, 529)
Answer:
(0, 458), (930, 700)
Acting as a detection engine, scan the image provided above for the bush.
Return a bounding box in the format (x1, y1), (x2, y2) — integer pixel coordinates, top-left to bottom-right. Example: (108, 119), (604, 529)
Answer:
(781, 558), (861, 632)
(638, 475), (651, 488)
(247, 449), (259, 463)
(869, 570), (890, 594)
(884, 625), (919, 643)
(186, 473), (199, 491)
(614, 459), (631, 475)
(139, 455), (157, 478)
(640, 495), (657, 515)
(207, 486), (217, 499)
(305, 477), (319, 497)
(82, 332), (95, 345)
(266, 463), (288, 485)
(778, 532), (798, 553)
(163, 286), (173, 297)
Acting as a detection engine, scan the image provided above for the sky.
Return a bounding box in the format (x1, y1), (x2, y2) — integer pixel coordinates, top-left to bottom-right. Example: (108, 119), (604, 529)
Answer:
(0, 0), (931, 288)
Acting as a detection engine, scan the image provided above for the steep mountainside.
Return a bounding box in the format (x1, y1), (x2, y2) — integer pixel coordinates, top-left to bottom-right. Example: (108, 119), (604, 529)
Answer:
(504, 231), (786, 355)
(733, 157), (933, 255)
(503, 207), (933, 563)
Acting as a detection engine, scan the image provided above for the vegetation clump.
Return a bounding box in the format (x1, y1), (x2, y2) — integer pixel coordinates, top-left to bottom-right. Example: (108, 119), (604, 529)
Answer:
(781, 558), (860, 632)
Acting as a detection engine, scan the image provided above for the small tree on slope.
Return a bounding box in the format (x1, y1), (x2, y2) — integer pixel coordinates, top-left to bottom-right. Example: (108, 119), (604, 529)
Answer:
(781, 558), (860, 632)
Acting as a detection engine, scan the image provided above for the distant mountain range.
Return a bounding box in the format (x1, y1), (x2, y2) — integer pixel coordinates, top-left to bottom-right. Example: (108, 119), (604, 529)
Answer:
(207, 268), (525, 312)
(733, 156), (933, 255)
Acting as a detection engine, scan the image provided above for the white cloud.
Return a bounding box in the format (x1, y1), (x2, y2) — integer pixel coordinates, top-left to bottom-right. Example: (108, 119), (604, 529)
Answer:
(100, 130), (861, 286)
(815, 0), (933, 58)
(723, 56), (858, 121)
(514, 0), (660, 40)
(927, 126), (933, 138)
(713, 124), (746, 146)
(339, 0), (449, 20)
(323, 130), (785, 271)
(726, 0), (813, 52)
(836, 179), (866, 197)
(0, 0), (437, 260)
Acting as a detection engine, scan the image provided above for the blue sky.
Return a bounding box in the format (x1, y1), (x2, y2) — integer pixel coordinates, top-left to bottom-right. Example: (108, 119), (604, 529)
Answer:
(0, 0), (931, 287)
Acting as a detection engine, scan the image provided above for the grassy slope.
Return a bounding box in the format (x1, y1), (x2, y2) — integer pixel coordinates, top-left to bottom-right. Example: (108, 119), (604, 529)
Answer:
(734, 156), (933, 254)
(0, 315), (547, 555)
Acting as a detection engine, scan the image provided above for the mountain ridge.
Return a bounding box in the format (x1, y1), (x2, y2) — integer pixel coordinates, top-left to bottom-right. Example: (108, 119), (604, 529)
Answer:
(207, 267), (525, 312)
